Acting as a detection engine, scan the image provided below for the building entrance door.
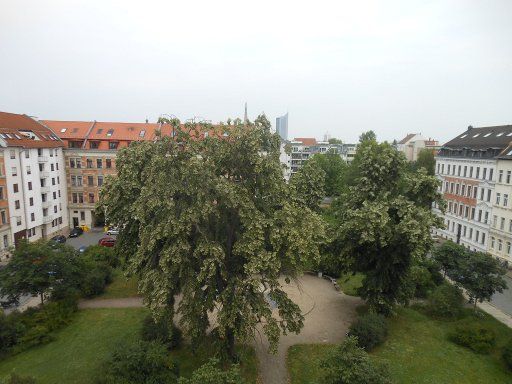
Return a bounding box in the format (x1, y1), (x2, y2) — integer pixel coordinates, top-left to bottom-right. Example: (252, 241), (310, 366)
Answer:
(73, 217), (79, 228)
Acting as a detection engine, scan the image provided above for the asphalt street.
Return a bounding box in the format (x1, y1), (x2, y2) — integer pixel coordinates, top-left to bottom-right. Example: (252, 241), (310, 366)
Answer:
(491, 274), (512, 315)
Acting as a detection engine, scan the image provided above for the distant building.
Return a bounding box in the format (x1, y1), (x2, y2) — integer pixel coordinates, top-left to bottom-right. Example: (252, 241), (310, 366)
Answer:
(397, 133), (440, 161)
(276, 113), (288, 141)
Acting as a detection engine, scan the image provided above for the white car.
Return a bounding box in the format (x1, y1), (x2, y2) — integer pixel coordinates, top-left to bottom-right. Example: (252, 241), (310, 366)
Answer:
(106, 227), (120, 236)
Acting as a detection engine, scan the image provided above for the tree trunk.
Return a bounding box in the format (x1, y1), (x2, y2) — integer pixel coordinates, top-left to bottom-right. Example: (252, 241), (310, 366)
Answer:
(226, 328), (236, 362)
(474, 299), (478, 312)
(40, 292), (44, 305)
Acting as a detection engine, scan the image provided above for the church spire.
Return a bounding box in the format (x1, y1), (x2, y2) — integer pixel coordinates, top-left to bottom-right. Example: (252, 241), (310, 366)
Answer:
(244, 102), (248, 123)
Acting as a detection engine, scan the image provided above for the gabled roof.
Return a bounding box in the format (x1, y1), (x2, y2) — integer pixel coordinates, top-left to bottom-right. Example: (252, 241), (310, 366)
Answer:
(443, 125), (512, 149)
(398, 133), (417, 144)
(87, 121), (162, 141)
(0, 111), (63, 148)
(293, 137), (317, 146)
(41, 120), (94, 140)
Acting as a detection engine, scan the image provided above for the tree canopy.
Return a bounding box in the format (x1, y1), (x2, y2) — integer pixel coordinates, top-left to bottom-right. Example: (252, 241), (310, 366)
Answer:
(99, 115), (325, 358)
(310, 153), (348, 197)
(289, 157), (326, 210)
(333, 141), (443, 314)
(412, 148), (436, 175)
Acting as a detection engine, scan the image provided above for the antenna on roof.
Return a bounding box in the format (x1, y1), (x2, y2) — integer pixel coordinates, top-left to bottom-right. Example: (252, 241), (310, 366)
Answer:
(468, 125), (473, 131)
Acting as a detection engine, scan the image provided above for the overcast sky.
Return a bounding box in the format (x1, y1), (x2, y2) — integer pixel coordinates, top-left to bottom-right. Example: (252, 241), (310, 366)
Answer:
(1, 0), (511, 143)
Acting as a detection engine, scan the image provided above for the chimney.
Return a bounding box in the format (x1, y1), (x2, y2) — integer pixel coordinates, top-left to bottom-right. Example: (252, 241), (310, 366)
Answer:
(468, 125), (473, 131)
(145, 118), (149, 123)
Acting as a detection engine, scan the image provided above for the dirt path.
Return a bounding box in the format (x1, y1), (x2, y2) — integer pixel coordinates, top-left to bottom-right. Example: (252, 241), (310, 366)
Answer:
(78, 275), (362, 384)
(253, 275), (362, 384)
(78, 297), (143, 309)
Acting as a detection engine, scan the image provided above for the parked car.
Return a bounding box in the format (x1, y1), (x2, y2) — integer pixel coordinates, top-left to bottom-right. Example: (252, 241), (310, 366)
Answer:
(78, 245), (88, 253)
(98, 236), (116, 247)
(50, 235), (67, 244)
(106, 227), (120, 236)
(69, 227), (84, 238)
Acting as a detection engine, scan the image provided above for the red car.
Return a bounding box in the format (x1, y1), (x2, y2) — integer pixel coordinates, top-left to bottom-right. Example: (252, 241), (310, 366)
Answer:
(98, 236), (116, 247)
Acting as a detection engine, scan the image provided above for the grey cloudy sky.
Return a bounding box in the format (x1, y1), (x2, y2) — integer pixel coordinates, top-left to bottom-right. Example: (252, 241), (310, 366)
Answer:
(1, 0), (511, 143)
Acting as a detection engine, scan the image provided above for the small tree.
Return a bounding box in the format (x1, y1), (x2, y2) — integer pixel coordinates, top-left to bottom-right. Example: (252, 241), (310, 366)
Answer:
(290, 157), (326, 211)
(178, 359), (244, 384)
(432, 241), (467, 278)
(459, 252), (507, 310)
(320, 336), (391, 384)
(0, 241), (83, 304)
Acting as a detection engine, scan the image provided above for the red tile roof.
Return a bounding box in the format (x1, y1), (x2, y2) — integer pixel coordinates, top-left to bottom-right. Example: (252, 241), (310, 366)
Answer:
(88, 121), (162, 142)
(293, 137), (317, 146)
(0, 111), (63, 148)
(41, 120), (94, 140)
(398, 133), (416, 144)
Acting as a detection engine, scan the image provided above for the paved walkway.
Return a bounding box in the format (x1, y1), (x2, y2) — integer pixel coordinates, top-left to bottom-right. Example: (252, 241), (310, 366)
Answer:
(78, 297), (143, 309)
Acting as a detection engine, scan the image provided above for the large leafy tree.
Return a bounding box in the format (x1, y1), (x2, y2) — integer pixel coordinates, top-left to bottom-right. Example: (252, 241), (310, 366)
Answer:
(0, 241), (83, 304)
(289, 157), (326, 211)
(333, 141), (443, 314)
(412, 148), (436, 175)
(311, 153), (348, 197)
(99, 115), (325, 358)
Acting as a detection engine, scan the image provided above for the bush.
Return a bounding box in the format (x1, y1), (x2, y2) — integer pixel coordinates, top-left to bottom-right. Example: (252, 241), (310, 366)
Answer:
(3, 373), (37, 384)
(348, 313), (388, 351)
(320, 336), (392, 384)
(409, 265), (436, 298)
(502, 340), (512, 370)
(83, 245), (119, 268)
(177, 359), (244, 384)
(449, 322), (496, 354)
(0, 311), (22, 354)
(141, 315), (182, 350)
(80, 266), (112, 297)
(97, 340), (179, 384)
(426, 283), (464, 319)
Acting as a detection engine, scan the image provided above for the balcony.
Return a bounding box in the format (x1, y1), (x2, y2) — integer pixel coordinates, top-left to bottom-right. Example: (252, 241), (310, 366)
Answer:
(42, 200), (51, 209)
(40, 171), (50, 178)
(38, 156), (48, 162)
(43, 215), (53, 224)
(40, 186), (50, 194)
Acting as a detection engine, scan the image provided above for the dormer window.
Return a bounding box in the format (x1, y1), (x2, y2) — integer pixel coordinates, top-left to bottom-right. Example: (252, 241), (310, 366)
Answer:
(106, 129), (114, 137)
(139, 130), (146, 138)
(72, 128), (78, 133)
(97, 128), (103, 134)
(89, 141), (100, 149)
(472, 133), (480, 138)
(497, 133), (504, 137)
(484, 133), (492, 137)
(60, 128), (67, 133)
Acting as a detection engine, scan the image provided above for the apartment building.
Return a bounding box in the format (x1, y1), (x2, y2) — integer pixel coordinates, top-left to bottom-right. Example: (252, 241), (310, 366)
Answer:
(433, 125), (512, 256)
(0, 112), (68, 248)
(42, 120), (166, 228)
(288, 138), (355, 174)
(0, 151), (11, 261)
(397, 133), (440, 162)
(488, 146), (512, 261)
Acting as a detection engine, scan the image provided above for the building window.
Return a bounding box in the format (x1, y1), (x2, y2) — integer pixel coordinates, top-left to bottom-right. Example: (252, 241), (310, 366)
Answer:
(72, 193), (78, 204)
(88, 176), (94, 186)
(16, 217), (21, 226)
(15, 200), (20, 209)
(10, 150), (15, 159)
(11, 167), (17, 176)
(106, 158), (112, 168)
(28, 181), (32, 190)
(109, 142), (119, 150)
(484, 211), (489, 224)
(483, 168), (487, 179)
(0, 210), (6, 224)
(26, 166), (31, 175)
(473, 187), (478, 198)
(471, 207), (475, 220)
(499, 170), (504, 183)
(29, 197), (33, 206)
(38, 148), (42, 156)
(52, 178), (56, 186)
(487, 189), (491, 202)
(496, 193), (501, 205)
(76, 176), (82, 186)
(476, 167), (480, 178)
(97, 159), (103, 168)
(87, 159), (93, 168)
(0, 187), (4, 200)
(493, 215), (498, 227)
(490, 169), (494, 181)
(481, 233), (486, 245)
(51, 163), (54, 171)
(90, 141), (100, 149)
(98, 176), (104, 186)
(507, 242), (511, 255)
(80, 211), (85, 220)
(492, 237), (496, 249)
(56, 163), (59, 170)
(508, 171), (511, 184)
(13, 184), (18, 193)
(498, 239), (503, 251)
(53, 191), (57, 199)
(31, 213), (35, 222)
(89, 193), (95, 203)
(504, 194), (509, 207)
(501, 217), (506, 230)
(54, 205), (57, 213)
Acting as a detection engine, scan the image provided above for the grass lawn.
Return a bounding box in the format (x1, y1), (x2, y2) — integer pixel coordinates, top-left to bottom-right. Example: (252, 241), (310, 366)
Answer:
(0, 307), (259, 384)
(98, 268), (140, 299)
(0, 308), (148, 384)
(287, 307), (512, 384)
(336, 273), (364, 296)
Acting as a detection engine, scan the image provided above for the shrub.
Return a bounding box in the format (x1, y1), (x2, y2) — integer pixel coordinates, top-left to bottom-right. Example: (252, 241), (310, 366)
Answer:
(141, 315), (182, 350)
(426, 283), (464, 319)
(348, 313), (388, 351)
(18, 325), (53, 349)
(97, 340), (179, 384)
(80, 266), (112, 297)
(449, 322), (496, 354)
(409, 265), (436, 298)
(502, 340), (512, 370)
(83, 245), (119, 268)
(3, 373), (37, 384)
(320, 336), (392, 384)
(177, 359), (244, 384)
(0, 311), (21, 354)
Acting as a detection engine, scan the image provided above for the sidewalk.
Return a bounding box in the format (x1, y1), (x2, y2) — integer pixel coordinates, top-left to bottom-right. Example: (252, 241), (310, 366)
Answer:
(478, 300), (512, 328)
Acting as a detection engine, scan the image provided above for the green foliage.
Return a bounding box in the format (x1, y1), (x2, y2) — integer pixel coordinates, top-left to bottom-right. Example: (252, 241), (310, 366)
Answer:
(82, 245), (119, 268)
(348, 313), (388, 351)
(290, 157), (326, 210)
(358, 131), (377, 143)
(99, 115), (325, 357)
(328, 138), (343, 145)
(334, 140), (443, 314)
(432, 240), (467, 278)
(449, 322), (496, 354)
(320, 336), (391, 384)
(0, 241), (83, 304)
(97, 340), (178, 384)
(178, 359), (244, 384)
(459, 251), (507, 309)
(502, 340), (512, 370)
(0, 311), (21, 355)
(412, 148), (436, 175)
(426, 283), (464, 319)
(407, 264), (437, 299)
(310, 153), (348, 197)
(141, 315), (183, 350)
(2, 374), (37, 384)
